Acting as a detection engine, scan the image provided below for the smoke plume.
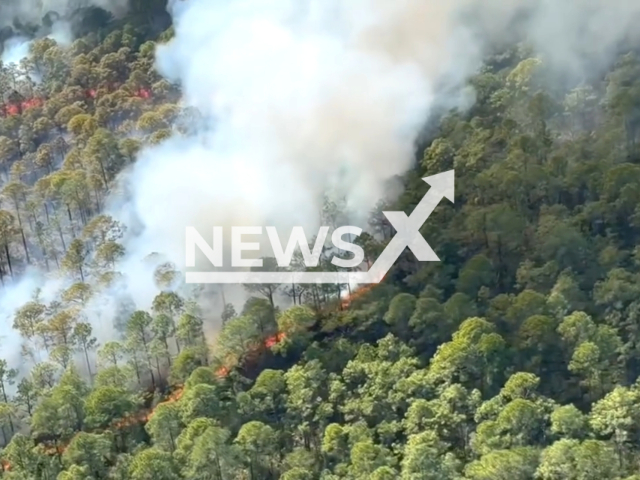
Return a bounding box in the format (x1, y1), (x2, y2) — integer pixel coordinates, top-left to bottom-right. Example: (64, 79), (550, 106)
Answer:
(0, 0), (129, 26)
(120, 0), (476, 274)
(120, 0), (640, 275)
(0, 0), (130, 66)
(3, 0), (640, 372)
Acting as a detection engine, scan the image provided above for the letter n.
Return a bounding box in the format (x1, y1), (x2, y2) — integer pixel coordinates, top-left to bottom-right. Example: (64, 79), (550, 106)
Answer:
(185, 227), (223, 267)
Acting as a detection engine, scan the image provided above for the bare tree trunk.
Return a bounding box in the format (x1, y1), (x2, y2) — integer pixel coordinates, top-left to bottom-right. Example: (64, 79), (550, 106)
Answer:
(13, 204), (30, 264)
(67, 205), (75, 238)
(83, 346), (93, 382)
(4, 244), (13, 278)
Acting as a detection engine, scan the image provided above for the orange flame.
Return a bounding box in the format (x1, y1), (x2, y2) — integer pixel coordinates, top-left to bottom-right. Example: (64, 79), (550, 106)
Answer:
(1, 97), (44, 116)
(37, 331), (288, 459)
(264, 334), (279, 348)
(136, 88), (151, 99)
(341, 283), (377, 309)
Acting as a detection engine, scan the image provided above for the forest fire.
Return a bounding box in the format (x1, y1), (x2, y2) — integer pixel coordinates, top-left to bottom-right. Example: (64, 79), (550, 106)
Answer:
(340, 282), (377, 309)
(0, 97), (44, 116)
(264, 332), (286, 348)
(19, 329), (288, 464)
(1, 86), (153, 118)
(145, 383), (185, 422)
(113, 408), (151, 429)
(137, 88), (151, 99)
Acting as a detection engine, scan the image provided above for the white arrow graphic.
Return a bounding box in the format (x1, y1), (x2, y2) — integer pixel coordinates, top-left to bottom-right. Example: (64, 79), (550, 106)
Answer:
(186, 170), (454, 284)
(366, 170), (454, 282)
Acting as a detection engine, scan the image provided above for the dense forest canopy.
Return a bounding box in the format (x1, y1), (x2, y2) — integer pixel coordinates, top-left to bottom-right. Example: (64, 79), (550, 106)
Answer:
(0, 0), (639, 479)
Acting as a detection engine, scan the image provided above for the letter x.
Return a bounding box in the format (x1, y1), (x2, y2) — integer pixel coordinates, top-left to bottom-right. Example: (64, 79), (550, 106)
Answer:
(383, 210), (438, 262)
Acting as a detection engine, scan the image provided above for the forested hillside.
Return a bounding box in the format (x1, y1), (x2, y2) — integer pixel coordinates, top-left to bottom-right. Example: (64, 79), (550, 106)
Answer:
(1, 1), (640, 480)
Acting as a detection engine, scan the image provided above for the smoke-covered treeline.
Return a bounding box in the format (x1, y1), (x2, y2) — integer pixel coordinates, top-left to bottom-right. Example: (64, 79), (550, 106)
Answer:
(0, 0), (639, 478)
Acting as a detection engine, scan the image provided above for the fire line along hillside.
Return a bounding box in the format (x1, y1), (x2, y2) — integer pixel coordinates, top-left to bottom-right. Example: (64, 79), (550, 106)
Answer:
(0, 1), (640, 480)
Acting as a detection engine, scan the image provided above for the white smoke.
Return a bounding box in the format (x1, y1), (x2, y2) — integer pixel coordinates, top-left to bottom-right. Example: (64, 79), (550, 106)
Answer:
(1, 36), (30, 65)
(2, 0), (640, 372)
(470, 0), (640, 82)
(0, 0), (129, 26)
(48, 21), (74, 46)
(0, 0), (127, 68)
(117, 0), (480, 275)
(1, 19), (74, 67)
(122, 0), (640, 276)
(0, 269), (67, 371)
(108, 0), (640, 332)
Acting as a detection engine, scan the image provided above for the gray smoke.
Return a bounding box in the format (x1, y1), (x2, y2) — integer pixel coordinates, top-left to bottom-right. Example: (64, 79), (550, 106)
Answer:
(2, 0), (640, 373)
(0, 0), (129, 66)
(120, 0), (640, 275)
(0, 0), (129, 26)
